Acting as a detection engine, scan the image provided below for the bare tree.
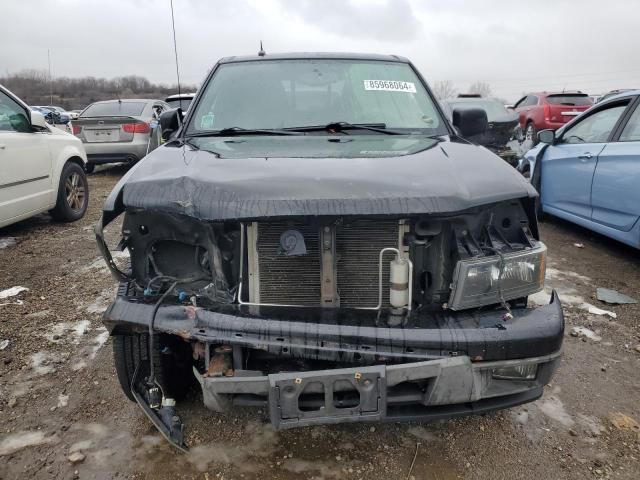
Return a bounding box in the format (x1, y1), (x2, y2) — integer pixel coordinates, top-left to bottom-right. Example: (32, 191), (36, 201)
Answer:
(0, 70), (195, 110)
(468, 81), (492, 98)
(432, 80), (457, 99)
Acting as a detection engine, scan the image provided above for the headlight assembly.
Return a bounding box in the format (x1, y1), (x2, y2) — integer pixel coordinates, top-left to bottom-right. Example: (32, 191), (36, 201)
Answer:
(448, 243), (546, 310)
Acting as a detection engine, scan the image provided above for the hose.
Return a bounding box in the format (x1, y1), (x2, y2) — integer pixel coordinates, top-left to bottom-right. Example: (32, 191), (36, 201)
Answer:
(148, 281), (178, 387)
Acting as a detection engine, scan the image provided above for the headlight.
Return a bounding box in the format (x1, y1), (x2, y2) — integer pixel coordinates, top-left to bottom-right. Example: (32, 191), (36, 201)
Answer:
(448, 243), (546, 310)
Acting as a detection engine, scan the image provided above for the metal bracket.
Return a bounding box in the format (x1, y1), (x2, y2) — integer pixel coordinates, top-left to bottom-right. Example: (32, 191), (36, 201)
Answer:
(319, 225), (340, 307)
(268, 365), (386, 429)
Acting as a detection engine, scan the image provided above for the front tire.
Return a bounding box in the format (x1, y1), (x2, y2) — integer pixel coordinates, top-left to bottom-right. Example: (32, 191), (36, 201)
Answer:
(51, 162), (89, 222)
(113, 332), (194, 402)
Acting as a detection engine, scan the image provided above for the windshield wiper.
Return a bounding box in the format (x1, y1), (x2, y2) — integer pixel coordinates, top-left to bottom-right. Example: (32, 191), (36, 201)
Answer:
(284, 122), (405, 135)
(186, 127), (303, 137)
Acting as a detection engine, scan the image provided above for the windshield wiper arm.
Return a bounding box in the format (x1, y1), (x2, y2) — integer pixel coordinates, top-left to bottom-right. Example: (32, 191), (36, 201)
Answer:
(284, 122), (404, 135)
(186, 127), (303, 137)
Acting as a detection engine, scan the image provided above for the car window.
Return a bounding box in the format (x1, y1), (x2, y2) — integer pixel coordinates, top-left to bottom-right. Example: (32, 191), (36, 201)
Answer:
(0, 91), (31, 133)
(81, 101), (146, 117)
(526, 96), (538, 106)
(188, 59), (447, 134)
(560, 104), (628, 144)
(619, 103), (640, 142)
(545, 95), (592, 106)
(514, 97), (526, 108)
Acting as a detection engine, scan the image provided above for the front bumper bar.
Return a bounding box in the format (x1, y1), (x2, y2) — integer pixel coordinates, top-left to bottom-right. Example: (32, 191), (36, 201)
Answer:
(195, 352), (560, 429)
(104, 290), (564, 363)
(104, 291), (563, 437)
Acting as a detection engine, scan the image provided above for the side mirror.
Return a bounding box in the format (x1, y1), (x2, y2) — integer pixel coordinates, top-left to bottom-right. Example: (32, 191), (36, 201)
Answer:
(159, 108), (183, 139)
(30, 110), (48, 129)
(538, 129), (555, 144)
(452, 107), (488, 138)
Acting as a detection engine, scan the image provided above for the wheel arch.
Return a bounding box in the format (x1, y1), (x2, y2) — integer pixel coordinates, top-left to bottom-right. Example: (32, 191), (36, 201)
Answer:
(66, 155), (85, 169)
(50, 144), (88, 200)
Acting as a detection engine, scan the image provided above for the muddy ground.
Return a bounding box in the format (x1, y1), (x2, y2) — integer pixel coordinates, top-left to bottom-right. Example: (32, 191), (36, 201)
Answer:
(1, 166), (639, 480)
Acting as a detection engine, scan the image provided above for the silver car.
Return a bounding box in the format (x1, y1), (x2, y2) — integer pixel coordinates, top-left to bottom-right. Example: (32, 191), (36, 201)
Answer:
(73, 99), (169, 173)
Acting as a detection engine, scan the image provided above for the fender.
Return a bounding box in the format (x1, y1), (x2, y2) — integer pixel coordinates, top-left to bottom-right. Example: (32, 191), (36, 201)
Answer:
(48, 134), (87, 206)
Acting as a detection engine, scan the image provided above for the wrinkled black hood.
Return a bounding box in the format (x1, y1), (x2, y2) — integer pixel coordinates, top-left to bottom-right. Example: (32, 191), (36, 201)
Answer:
(103, 135), (536, 222)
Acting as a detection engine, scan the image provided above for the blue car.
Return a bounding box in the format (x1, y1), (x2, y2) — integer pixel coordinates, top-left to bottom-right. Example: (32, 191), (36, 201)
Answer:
(520, 90), (640, 248)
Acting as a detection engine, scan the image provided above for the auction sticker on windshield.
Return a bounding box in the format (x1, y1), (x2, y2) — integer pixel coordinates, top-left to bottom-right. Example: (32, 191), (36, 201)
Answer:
(364, 80), (416, 93)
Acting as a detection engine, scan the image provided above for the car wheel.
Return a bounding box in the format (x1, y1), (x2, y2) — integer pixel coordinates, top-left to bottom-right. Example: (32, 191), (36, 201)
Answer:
(525, 122), (538, 145)
(85, 163), (95, 174)
(113, 332), (193, 402)
(50, 162), (89, 222)
(113, 333), (151, 402)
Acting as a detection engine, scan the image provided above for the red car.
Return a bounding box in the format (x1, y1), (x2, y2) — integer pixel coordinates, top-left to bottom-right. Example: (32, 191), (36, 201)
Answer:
(512, 91), (593, 142)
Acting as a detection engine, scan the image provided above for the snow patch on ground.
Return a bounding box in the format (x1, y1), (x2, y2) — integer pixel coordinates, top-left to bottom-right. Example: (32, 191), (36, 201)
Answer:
(407, 426), (436, 442)
(44, 320), (91, 343)
(89, 329), (109, 359)
(576, 414), (606, 437)
(84, 289), (114, 314)
(30, 351), (67, 375)
(538, 395), (574, 427)
(546, 267), (591, 284)
(0, 431), (57, 456)
(511, 391), (576, 441)
(31, 352), (56, 375)
(57, 394), (69, 408)
(529, 266), (591, 307)
(571, 326), (602, 342)
(71, 360), (87, 371)
(0, 237), (16, 250)
(0, 286), (28, 300)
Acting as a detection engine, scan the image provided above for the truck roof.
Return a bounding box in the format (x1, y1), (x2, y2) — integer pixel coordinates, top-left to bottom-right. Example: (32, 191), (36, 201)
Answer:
(219, 52), (410, 64)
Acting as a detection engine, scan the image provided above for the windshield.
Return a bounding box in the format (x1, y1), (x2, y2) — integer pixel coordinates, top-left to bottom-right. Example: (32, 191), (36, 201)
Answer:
(546, 95), (592, 106)
(81, 101), (146, 117)
(187, 59), (446, 134)
(447, 100), (510, 120)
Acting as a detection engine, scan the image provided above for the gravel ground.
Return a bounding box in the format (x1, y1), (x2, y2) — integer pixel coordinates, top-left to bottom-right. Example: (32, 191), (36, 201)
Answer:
(1, 166), (639, 480)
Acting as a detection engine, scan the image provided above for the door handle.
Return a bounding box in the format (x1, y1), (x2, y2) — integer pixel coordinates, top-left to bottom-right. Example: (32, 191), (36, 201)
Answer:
(0, 144), (6, 150)
(578, 153), (593, 160)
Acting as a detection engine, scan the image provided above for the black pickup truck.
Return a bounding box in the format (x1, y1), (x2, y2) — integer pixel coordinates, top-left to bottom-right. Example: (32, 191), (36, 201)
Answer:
(96, 52), (563, 450)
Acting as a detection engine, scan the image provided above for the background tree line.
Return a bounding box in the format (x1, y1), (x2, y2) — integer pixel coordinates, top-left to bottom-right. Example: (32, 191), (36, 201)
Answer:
(0, 69), (196, 110)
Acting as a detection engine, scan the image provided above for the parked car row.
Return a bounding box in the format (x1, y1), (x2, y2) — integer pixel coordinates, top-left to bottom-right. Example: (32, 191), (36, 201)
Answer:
(510, 91), (593, 144)
(0, 85), (184, 229)
(30, 106), (72, 132)
(0, 85), (89, 228)
(71, 98), (169, 172)
(519, 90), (640, 248)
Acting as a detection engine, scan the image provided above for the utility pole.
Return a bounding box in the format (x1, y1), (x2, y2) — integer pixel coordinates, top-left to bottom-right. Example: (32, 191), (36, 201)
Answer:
(47, 49), (53, 105)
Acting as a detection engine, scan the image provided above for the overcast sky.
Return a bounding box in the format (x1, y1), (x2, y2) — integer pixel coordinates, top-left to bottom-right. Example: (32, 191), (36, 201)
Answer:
(1, 0), (638, 101)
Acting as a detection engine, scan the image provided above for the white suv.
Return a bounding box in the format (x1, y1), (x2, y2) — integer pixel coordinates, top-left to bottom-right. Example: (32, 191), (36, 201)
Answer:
(0, 85), (89, 228)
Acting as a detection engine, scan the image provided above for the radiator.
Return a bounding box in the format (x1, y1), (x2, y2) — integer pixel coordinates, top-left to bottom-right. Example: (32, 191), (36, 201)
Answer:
(252, 219), (400, 308)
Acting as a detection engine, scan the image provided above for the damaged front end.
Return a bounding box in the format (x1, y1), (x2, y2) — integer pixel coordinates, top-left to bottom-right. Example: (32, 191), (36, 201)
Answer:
(98, 195), (563, 449)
